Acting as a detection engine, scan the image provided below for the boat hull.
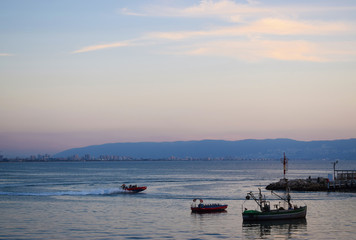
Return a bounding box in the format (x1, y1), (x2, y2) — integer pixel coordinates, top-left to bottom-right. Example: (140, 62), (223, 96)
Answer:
(191, 205), (228, 213)
(243, 206), (307, 221)
(124, 186), (147, 193)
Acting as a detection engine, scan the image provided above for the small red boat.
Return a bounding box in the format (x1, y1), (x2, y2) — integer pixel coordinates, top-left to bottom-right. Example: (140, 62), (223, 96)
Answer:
(191, 199), (228, 213)
(121, 184), (147, 193)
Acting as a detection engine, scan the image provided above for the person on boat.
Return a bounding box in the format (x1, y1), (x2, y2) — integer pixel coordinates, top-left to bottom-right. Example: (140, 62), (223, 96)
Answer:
(287, 192), (293, 209)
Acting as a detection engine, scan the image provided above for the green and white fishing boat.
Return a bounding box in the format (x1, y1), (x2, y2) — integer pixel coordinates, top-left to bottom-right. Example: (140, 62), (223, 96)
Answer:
(242, 187), (307, 221)
(242, 153), (307, 221)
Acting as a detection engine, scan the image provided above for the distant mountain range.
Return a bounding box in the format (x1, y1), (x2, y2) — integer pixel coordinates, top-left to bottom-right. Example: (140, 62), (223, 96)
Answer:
(54, 138), (356, 160)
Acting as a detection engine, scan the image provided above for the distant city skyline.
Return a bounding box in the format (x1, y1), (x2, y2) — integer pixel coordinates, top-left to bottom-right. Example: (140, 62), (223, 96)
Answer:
(1, 0), (356, 157)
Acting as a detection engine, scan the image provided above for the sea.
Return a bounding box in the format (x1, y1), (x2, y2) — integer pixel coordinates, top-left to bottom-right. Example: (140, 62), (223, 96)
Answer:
(0, 159), (355, 240)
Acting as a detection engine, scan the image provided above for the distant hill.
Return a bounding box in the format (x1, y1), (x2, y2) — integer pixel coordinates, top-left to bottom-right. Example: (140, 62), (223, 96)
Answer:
(54, 138), (356, 160)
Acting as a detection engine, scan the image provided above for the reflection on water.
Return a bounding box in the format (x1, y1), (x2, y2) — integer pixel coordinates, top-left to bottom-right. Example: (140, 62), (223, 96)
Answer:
(243, 218), (307, 239)
(191, 210), (228, 217)
(190, 210), (229, 225)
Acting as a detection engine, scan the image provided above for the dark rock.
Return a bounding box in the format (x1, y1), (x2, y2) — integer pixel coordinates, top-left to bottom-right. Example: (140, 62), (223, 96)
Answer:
(266, 178), (329, 191)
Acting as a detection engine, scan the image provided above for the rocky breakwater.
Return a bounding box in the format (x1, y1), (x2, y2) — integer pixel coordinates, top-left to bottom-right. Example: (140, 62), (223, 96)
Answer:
(266, 178), (329, 191)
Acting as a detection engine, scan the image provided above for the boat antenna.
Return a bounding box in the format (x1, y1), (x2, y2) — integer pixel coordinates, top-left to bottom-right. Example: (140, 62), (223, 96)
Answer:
(281, 152), (288, 180)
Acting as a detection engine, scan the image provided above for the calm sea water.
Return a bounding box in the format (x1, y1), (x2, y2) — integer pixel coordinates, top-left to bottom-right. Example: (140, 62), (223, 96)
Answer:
(0, 160), (355, 239)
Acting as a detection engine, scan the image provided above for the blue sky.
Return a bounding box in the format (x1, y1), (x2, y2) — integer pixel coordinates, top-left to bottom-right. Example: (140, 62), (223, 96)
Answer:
(1, 0), (356, 157)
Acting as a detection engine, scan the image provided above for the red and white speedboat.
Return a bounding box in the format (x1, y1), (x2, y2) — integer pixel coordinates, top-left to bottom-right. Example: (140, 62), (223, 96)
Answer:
(121, 184), (147, 193)
(191, 199), (228, 213)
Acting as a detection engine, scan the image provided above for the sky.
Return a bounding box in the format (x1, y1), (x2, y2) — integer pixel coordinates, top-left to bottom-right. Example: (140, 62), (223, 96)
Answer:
(1, 0), (356, 157)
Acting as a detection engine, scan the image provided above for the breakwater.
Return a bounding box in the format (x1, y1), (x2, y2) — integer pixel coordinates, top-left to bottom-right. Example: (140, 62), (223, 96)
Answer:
(266, 178), (356, 192)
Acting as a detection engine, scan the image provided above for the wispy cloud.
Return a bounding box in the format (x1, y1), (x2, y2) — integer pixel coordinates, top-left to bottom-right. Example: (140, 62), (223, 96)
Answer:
(0, 53), (14, 56)
(120, 0), (356, 22)
(142, 16), (355, 62)
(183, 40), (328, 62)
(73, 0), (356, 62)
(119, 8), (146, 16)
(239, 18), (351, 35)
(176, 0), (267, 21)
(148, 18), (352, 40)
(119, 0), (268, 22)
(72, 42), (130, 54)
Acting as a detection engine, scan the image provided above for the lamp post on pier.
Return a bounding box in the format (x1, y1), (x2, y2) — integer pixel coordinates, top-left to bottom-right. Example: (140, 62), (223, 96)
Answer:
(333, 160), (338, 181)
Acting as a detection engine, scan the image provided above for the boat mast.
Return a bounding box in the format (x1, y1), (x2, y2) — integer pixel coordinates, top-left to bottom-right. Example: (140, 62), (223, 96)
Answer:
(281, 152), (288, 180)
(278, 153), (292, 209)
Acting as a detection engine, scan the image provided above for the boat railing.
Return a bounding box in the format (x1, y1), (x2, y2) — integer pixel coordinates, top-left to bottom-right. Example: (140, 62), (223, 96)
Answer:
(191, 202), (224, 208)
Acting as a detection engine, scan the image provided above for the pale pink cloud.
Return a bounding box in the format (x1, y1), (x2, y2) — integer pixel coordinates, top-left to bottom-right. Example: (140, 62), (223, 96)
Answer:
(149, 18), (352, 40)
(120, 0), (356, 22)
(76, 1), (355, 62)
(181, 39), (356, 62)
(189, 40), (343, 62)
